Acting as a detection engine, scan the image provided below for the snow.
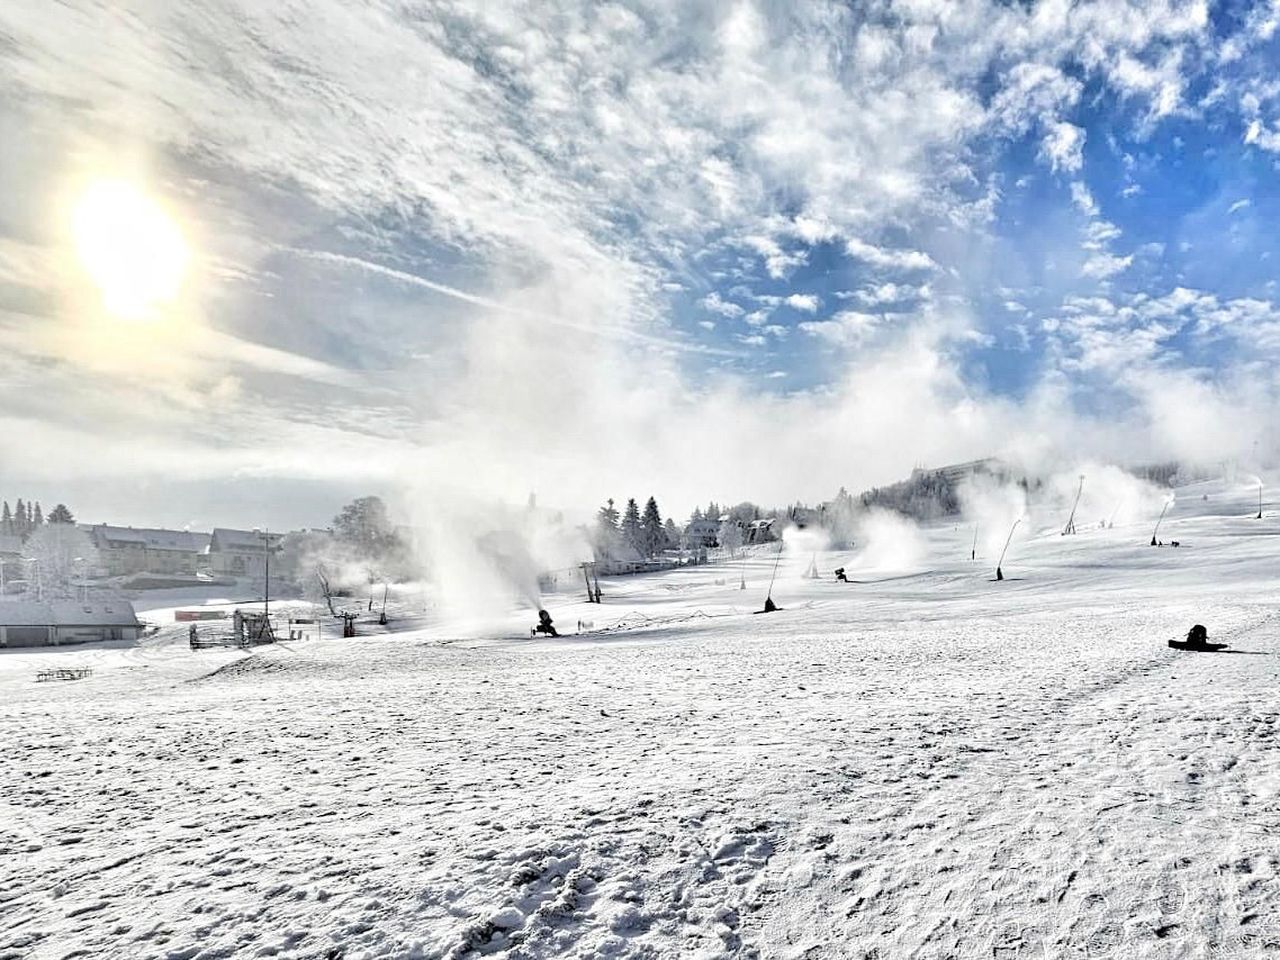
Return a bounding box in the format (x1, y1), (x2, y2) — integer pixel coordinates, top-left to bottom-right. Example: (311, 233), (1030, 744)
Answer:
(2, 478), (1280, 958)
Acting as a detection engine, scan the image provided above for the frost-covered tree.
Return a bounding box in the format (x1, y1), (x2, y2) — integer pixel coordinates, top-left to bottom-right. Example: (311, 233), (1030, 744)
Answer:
(640, 497), (664, 557)
(25, 523), (99, 597)
(32, 502), (43, 528)
(719, 520), (743, 556)
(620, 498), (642, 555)
(689, 506), (704, 523)
(333, 496), (401, 558)
(14, 499), (26, 537)
(46, 503), (74, 525)
(1, 501), (10, 535)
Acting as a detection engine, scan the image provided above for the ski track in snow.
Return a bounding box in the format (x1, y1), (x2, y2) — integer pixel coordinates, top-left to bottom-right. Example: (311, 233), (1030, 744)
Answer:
(2, 479), (1280, 959)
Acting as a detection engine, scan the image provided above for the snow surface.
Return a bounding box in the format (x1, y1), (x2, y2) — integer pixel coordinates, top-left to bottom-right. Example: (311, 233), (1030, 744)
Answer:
(3, 478), (1280, 959)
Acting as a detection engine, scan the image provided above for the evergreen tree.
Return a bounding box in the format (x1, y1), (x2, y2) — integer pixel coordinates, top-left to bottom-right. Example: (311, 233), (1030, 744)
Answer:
(689, 506), (704, 523)
(32, 502), (43, 527)
(47, 503), (75, 525)
(1, 501), (10, 535)
(620, 498), (642, 555)
(14, 499), (26, 537)
(593, 498), (621, 559)
(640, 497), (664, 557)
(663, 517), (679, 546)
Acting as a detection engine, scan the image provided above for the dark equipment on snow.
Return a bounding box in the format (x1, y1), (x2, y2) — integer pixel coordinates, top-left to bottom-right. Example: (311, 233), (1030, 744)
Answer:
(533, 609), (559, 637)
(759, 540), (785, 613)
(994, 518), (1021, 582)
(834, 567), (848, 583)
(1168, 623), (1227, 652)
(1150, 499), (1172, 546)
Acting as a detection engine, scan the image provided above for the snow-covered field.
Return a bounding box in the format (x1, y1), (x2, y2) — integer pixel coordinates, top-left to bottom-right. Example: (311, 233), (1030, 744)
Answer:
(3, 479), (1280, 959)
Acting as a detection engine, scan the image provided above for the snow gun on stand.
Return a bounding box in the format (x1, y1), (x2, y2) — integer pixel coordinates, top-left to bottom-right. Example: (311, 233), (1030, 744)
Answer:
(532, 609), (559, 638)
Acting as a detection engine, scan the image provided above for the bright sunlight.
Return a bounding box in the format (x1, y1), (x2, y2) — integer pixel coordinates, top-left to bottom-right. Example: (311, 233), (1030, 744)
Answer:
(71, 179), (189, 320)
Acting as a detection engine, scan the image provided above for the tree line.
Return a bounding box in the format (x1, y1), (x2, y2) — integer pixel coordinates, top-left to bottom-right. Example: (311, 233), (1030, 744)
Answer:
(2, 499), (75, 538)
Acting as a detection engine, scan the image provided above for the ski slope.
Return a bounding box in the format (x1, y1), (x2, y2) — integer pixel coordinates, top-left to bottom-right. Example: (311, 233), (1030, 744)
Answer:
(2, 478), (1279, 959)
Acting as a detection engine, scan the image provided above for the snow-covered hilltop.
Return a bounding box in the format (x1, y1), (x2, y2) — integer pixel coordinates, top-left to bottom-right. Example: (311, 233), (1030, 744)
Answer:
(1, 476), (1278, 958)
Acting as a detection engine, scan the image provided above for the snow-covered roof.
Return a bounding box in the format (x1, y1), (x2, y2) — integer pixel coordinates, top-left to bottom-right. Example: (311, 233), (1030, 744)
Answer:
(0, 599), (140, 627)
(86, 525), (207, 553)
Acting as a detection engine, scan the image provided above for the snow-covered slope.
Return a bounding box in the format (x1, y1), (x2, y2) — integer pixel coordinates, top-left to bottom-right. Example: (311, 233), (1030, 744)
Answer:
(2, 479), (1278, 958)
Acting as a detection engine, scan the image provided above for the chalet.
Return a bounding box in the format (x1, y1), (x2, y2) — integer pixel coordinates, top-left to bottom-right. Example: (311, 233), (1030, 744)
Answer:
(684, 517), (722, 548)
(0, 535), (22, 595)
(84, 525), (208, 577)
(0, 599), (142, 647)
(206, 529), (283, 579)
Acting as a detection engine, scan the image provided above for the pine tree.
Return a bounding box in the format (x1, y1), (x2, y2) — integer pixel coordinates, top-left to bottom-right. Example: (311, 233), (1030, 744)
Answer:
(32, 502), (43, 528)
(594, 498), (621, 559)
(14, 499), (26, 537)
(47, 503), (75, 525)
(621, 498), (642, 555)
(689, 506), (704, 523)
(640, 497), (664, 557)
(1, 501), (10, 535)
(663, 517), (679, 546)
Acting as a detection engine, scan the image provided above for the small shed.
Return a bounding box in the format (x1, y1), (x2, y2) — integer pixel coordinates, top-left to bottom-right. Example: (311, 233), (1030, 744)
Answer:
(0, 600), (142, 647)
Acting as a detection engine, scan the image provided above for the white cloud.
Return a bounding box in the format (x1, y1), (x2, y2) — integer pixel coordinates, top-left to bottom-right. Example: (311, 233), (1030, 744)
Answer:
(844, 239), (937, 272)
(784, 293), (820, 313)
(1039, 122), (1086, 173)
(701, 291), (745, 318)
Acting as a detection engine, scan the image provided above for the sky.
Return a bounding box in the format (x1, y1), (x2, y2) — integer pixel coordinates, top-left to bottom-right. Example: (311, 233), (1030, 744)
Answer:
(1, 0), (1279, 531)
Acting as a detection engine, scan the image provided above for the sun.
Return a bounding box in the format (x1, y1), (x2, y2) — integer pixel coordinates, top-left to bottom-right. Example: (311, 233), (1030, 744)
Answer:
(72, 179), (190, 320)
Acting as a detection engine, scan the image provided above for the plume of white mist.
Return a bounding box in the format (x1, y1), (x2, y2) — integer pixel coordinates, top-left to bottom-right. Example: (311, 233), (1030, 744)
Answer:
(404, 485), (592, 633)
(959, 475), (1027, 559)
(1044, 463), (1166, 531)
(781, 523), (831, 578)
(850, 509), (928, 573)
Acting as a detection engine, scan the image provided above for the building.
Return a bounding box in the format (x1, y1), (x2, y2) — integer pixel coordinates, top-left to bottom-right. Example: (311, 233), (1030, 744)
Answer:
(0, 599), (142, 647)
(206, 529), (284, 579)
(0, 534), (23, 595)
(85, 525), (208, 577)
(684, 517), (722, 548)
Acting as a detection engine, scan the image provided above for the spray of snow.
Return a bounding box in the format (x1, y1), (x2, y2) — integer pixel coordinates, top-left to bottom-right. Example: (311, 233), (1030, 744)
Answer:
(959, 476), (1027, 560)
(850, 509), (928, 573)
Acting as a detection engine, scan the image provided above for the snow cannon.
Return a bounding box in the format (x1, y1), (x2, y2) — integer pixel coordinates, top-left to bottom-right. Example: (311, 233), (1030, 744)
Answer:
(533, 609), (558, 638)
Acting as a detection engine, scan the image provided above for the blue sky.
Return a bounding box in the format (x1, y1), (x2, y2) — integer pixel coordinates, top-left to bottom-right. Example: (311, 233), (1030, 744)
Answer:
(1, 1), (1279, 527)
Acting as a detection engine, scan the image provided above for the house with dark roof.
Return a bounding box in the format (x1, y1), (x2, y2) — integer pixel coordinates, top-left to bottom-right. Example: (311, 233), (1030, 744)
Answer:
(206, 529), (283, 579)
(0, 599), (142, 647)
(84, 525), (208, 577)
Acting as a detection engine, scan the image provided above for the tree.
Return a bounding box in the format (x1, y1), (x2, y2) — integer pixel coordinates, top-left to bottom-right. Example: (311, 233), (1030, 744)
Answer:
(32, 502), (43, 528)
(46, 504), (75, 525)
(332, 496), (399, 557)
(689, 506), (704, 523)
(14, 499), (26, 537)
(663, 517), (679, 546)
(621, 498), (642, 555)
(719, 520), (743, 556)
(640, 497), (664, 557)
(25, 524), (99, 598)
(1, 501), (10, 535)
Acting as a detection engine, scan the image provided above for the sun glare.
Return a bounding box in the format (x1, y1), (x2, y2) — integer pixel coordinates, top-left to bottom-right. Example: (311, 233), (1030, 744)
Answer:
(72, 179), (189, 320)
